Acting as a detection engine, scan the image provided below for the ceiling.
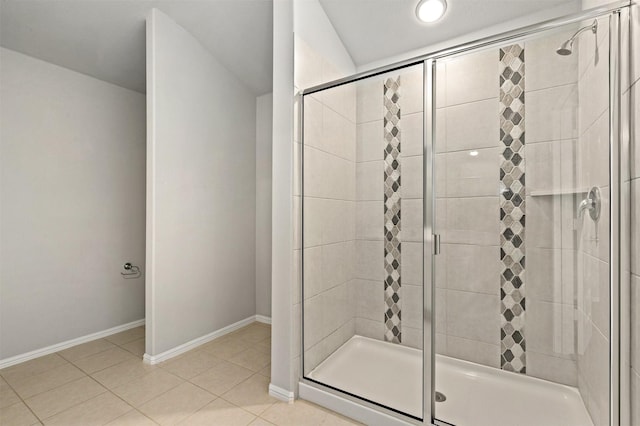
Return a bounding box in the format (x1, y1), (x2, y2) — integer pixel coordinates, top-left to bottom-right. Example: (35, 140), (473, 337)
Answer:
(0, 0), (273, 95)
(319, 0), (581, 67)
(0, 0), (582, 95)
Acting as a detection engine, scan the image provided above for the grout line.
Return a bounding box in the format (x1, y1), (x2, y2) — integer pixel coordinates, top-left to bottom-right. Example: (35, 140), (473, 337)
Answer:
(308, 93), (357, 126)
(6, 324), (275, 426)
(440, 96), (499, 109)
(5, 362), (88, 401)
(521, 137), (577, 145)
(81, 350), (140, 376)
(109, 409), (160, 426)
(302, 195), (356, 202)
(36, 376), (110, 422)
(58, 341), (119, 364)
(15, 324), (265, 422)
(1, 374), (43, 423)
(577, 103), (609, 139)
(303, 142), (356, 164)
(524, 81), (578, 94)
(443, 287), (501, 297)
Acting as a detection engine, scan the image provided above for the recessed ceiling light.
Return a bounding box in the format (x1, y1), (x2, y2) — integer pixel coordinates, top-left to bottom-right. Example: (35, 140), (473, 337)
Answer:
(416, 0), (447, 23)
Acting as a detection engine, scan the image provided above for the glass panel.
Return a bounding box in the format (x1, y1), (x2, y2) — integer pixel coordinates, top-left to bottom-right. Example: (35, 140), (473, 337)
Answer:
(433, 17), (611, 426)
(302, 63), (424, 419)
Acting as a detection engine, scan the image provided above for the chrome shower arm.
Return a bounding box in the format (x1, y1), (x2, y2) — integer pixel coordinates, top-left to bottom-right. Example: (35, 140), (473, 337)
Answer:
(567, 20), (598, 44)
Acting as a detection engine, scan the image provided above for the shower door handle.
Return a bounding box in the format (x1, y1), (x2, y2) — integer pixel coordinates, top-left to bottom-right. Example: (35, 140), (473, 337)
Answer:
(434, 234), (441, 255)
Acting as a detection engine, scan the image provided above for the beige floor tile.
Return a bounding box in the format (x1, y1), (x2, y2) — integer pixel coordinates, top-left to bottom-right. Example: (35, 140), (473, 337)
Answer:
(228, 347), (270, 372)
(256, 364), (270, 379)
(138, 382), (214, 425)
(189, 361), (253, 396)
(221, 374), (276, 416)
(260, 401), (334, 426)
(0, 377), (21, 409)
(320, 413), (362, 425)
(58, 339), (116, 362)
(6, 363), (85, 399)
(24, 376), (106, 420)
(250, 418), (275, 425)
(0, 401), (40, 426)
(199, 336), (253, 360)
(43, 392), (132, 426)
(120, 338), (145, 357)
(105, 410), (158, 426)
(72, 347), (138, 374)
(232, 324), (271, 343)
(112, 370), (183, 408)
(91, 359), (156, 390)
(105, 327), (145, 346)
(159, 351), (221, 380)
(179, 398), (256, 426)
(0, 355), (68, 382)
(256, 338), (271, 351)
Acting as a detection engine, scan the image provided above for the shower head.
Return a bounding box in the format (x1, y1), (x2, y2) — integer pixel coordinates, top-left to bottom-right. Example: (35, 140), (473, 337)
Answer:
(556, 40), (573, 56)
(555, 20), (598, 56)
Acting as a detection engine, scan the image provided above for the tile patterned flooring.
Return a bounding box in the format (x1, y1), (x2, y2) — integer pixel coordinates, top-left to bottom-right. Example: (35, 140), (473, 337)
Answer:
(0, 323), (360, 425)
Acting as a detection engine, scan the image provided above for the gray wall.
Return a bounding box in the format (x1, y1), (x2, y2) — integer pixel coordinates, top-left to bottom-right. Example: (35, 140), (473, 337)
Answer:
(146, 9), (256, 356)
(0, 48), (146, 360)
(256, 93), (273, 318)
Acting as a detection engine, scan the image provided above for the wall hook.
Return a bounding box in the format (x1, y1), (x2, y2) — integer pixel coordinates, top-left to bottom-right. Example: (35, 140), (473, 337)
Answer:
(121, 262), (141, 279)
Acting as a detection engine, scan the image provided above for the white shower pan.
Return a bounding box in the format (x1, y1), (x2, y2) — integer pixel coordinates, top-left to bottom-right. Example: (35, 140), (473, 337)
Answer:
(307, 336), (593, 426)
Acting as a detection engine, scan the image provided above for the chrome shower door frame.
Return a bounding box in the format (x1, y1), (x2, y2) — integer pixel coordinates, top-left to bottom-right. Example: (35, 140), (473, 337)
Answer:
(298, 2), (627, 425)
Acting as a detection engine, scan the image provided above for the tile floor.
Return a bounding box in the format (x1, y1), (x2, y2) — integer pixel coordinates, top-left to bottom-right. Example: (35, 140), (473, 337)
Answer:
(0, 322), (360, 425)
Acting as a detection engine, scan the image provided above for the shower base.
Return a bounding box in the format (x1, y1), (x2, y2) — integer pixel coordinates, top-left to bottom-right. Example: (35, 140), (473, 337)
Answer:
(307, 335), (593, 426)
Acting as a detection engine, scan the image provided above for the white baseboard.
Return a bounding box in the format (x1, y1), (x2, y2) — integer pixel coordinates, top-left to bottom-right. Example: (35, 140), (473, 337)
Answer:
(0, 319), (145, 370)
(269, 383), (295, 403)
(255, 315), (272, 325)
(143, 314), (267, 365)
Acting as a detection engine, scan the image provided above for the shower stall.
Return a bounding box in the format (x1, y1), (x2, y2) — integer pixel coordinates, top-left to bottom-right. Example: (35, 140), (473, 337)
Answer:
(297, 4), (629, 426)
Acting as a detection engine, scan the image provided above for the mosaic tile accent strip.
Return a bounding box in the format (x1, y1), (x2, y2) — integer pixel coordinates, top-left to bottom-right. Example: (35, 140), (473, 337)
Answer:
(383, 76), (402, 344)
(499, 44), (526, 374)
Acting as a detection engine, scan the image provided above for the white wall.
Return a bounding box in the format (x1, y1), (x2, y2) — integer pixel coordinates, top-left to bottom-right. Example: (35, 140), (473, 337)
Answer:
(293, 0), (355, 76)
(256, 93), (273, 318)
(146, 9), (256, 356)
(0, 48), (146, 360)
(270, 0), (295, 398)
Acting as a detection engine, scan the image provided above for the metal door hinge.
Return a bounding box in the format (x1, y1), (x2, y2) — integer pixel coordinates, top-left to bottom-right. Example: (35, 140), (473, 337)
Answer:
(434, 234), (441, 255)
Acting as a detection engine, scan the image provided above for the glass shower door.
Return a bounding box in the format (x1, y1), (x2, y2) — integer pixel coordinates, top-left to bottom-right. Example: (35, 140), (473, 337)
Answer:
(431, 16), (614, 426)
(300, 62), (426, 420)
